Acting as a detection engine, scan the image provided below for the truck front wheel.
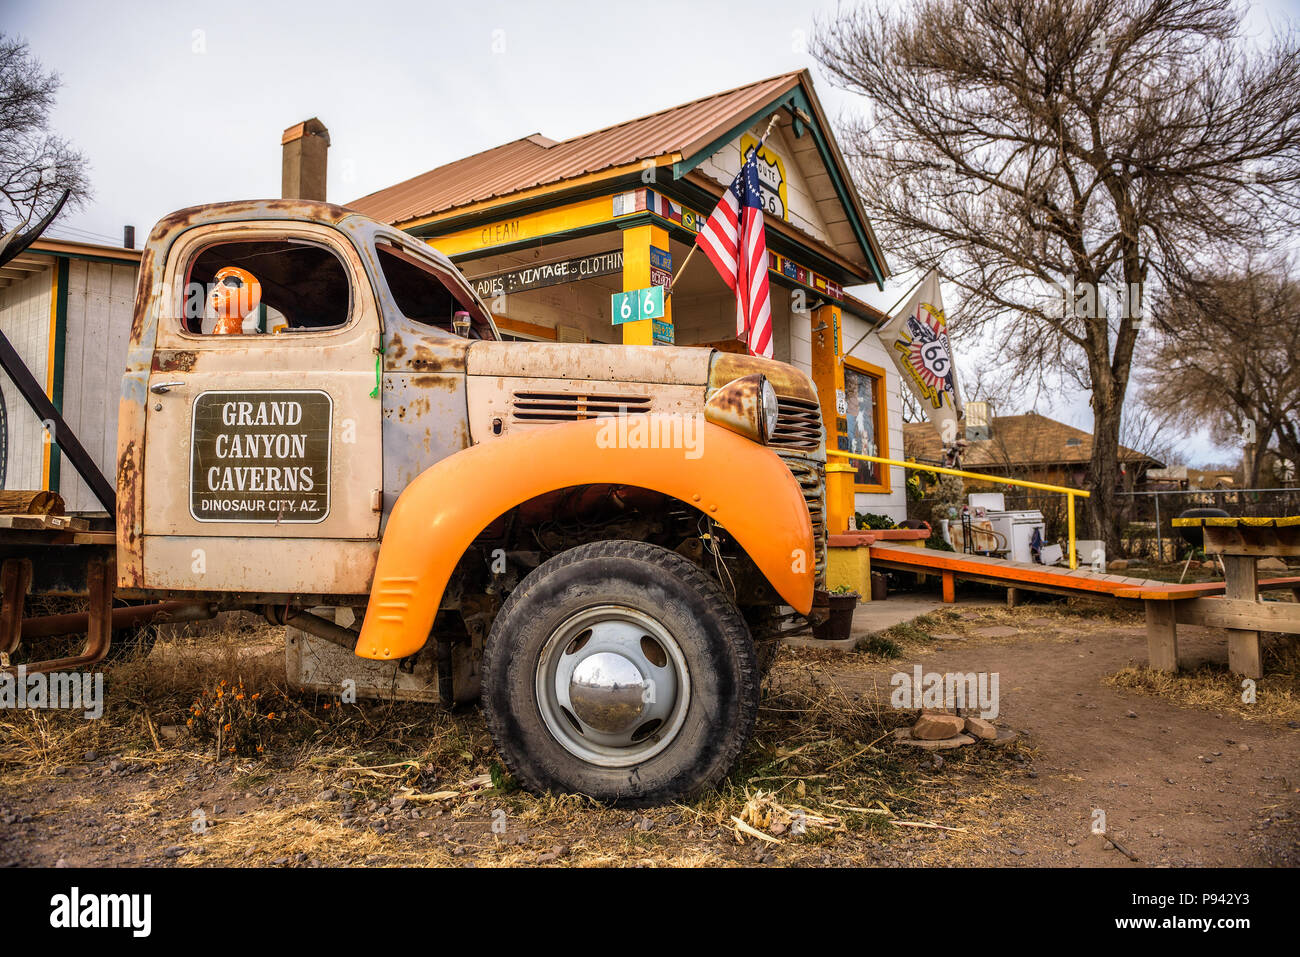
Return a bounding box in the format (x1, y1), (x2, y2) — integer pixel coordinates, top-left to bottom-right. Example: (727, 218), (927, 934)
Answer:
(481, 540), (759, 805)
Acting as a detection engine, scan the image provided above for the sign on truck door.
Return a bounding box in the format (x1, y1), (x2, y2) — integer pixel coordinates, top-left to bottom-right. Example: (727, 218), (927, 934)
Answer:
(140, 221), (382, 595)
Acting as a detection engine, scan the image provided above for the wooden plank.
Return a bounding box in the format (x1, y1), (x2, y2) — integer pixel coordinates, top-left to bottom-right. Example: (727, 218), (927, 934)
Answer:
(941, 571), (955, 604)
(1145, 600), (1179, 672)
(868, 545), (1130, 595)
(0, 513), (86, 531)
(1173, 598), (1300, 634)
(1115, 576), (1300, 601)
(1222, 555), (1262, 679)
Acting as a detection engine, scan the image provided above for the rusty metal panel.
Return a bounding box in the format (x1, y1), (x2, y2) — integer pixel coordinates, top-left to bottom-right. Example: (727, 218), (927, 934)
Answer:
(286, 621), (438, 702)
(142, 535), (377, 594)
(467, 340), (711, 384)
(379, 325), (472, 532)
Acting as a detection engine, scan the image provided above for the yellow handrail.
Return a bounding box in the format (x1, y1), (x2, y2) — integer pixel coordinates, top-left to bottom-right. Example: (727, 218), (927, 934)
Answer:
(826, 450), (1089, 569)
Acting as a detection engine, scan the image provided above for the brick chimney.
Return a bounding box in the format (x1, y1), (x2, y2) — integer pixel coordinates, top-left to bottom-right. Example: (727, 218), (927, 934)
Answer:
(281, 118), (330, 201)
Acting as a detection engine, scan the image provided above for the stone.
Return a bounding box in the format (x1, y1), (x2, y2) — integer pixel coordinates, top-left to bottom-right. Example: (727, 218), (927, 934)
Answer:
(1258, 557), (1290, 573)
(930, 632), (964, 642)
(972, 626), (1019, 638)
(913, 712), (967, 740)
(963, 716), (998, 740)
(898, 733), (976, 750)
(163, 845), (187, 858)
(989, 728), (1020, 747)
(1108, 559), (1130, 571)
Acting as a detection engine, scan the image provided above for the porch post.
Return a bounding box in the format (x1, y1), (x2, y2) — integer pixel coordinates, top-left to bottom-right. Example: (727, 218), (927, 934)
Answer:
(810, 302), (853, 532)
(620, 223), (672, 346)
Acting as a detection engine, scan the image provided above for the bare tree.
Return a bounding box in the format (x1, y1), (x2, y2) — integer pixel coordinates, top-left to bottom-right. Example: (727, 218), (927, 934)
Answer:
(1141, 254), (1300, 486)
(0, 35), (89, 235)
(814, 0), (1300, 549)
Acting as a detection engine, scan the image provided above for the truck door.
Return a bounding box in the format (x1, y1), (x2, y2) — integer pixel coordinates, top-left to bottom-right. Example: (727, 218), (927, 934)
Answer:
(140, 221), (383, 595)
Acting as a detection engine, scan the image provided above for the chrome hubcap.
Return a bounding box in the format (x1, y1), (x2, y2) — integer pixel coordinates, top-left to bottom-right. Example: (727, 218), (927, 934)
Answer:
(535, 605), (690, 768)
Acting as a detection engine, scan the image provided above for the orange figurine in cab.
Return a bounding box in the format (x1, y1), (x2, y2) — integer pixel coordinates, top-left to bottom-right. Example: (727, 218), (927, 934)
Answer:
(208, 267), (262, 334)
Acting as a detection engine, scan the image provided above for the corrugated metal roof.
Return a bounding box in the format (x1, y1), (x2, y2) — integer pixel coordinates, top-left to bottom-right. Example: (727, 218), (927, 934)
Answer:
(347, 71), (805, 226)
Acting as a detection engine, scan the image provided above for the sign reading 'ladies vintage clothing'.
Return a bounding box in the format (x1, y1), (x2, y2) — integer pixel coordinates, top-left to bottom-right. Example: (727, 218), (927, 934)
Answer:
(190, 390), (332, 523)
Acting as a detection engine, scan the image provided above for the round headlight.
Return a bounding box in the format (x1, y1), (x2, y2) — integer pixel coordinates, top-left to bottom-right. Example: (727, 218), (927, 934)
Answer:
(760, 378), (780, 443)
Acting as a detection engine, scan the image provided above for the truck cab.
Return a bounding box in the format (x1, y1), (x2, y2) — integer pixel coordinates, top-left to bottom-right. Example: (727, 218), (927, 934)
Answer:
(116, 199), (827, 804)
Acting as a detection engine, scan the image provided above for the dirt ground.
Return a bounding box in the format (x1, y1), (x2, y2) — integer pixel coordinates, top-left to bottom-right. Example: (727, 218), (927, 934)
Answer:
(0, 594), (1296, 868)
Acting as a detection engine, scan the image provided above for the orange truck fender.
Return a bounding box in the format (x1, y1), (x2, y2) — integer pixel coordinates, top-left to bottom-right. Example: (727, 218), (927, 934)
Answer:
(355, 417), (814, 660)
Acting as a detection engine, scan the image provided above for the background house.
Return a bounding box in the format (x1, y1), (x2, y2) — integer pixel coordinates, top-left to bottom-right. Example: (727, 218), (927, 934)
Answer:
(904, 405), (1165, 492)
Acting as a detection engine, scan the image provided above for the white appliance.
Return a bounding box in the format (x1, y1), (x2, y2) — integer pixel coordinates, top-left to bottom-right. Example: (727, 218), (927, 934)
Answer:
(968, 492), (1006, 511)
(983, 509), (1047, 563)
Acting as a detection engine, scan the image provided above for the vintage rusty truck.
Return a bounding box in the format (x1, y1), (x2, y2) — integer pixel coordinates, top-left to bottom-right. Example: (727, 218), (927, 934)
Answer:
(0, 199), (827, 804)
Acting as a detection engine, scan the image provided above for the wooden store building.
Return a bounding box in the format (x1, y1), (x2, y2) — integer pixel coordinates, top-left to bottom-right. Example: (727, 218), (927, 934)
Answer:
(350, 70), (909, 523)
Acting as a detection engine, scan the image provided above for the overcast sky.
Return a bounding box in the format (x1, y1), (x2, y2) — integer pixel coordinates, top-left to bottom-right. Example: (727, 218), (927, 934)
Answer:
(9, 0), (1298, 465)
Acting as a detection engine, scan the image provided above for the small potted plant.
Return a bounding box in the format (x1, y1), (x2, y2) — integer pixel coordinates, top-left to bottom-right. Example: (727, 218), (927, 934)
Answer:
(812, 585), (860, 641)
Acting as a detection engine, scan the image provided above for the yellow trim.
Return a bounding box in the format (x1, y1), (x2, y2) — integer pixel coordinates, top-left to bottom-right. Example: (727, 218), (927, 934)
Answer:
(41, 266), (58, 489)
(397, 157), (682, 233)
(827, 450), (1090, 568)
(424, 193), (622, 258)
(842, 356), (891, 495)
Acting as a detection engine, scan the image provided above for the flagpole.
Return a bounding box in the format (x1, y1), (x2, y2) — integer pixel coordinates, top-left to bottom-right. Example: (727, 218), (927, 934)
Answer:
(841, 266), (937, 359)
(668, 113), (783, 298)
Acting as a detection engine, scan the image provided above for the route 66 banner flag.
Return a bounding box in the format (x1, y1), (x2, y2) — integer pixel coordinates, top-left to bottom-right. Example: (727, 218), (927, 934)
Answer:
(877, 269), (964, 445)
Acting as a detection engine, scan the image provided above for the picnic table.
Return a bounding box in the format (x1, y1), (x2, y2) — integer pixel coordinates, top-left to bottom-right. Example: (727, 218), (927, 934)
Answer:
(1160, 516), (1300, 678)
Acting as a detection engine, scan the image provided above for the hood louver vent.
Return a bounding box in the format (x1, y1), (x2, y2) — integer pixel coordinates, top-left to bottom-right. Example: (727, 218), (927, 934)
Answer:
(510, 391), (651, 425)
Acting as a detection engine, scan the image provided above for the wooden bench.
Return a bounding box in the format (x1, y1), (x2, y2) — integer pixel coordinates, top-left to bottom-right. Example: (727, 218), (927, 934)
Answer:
(869, 541), (1300, 678)
(1116, 577), (1300, 676)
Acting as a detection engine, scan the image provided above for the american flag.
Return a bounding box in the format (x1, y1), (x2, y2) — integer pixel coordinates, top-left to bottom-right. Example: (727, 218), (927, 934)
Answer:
(695, 148), (773, 358)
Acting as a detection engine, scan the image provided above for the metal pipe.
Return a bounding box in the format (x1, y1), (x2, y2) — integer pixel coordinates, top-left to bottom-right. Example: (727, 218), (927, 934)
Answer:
(279, 608), (360, 652)
(826, 449), (1091, 498)
(20, 601), (215, 639)
(1067, 493), (1077, 569)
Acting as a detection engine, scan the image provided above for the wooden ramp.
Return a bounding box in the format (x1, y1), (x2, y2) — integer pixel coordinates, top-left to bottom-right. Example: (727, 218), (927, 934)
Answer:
(867, 543), (1158, 603)
(867, 543), (1300, 678)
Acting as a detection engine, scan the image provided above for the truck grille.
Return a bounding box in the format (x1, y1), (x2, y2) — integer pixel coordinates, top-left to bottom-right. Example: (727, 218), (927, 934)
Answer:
(511, 391), (651, 424)
(770, 396), (822, 451)
(778, 452), (828, 586)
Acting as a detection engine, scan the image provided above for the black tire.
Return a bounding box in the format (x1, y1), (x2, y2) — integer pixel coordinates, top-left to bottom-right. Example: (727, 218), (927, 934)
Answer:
(481, 540), (759, 805)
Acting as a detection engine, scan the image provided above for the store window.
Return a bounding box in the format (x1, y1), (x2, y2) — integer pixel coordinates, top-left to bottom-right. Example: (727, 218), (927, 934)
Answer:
(842, 358), (890, 492)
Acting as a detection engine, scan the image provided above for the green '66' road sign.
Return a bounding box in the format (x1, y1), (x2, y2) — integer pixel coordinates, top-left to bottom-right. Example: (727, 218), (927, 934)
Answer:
(611, 286), (665, 325)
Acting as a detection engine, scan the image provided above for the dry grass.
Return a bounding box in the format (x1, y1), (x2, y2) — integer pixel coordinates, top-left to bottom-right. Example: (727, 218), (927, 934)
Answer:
(0, 617), (1041, 867)
(1105, 635), (1300, 726)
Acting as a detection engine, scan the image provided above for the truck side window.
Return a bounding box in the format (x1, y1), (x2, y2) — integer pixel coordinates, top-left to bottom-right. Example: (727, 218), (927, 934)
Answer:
(375, 242), (492, 339)
(183, 240), (351, 335)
